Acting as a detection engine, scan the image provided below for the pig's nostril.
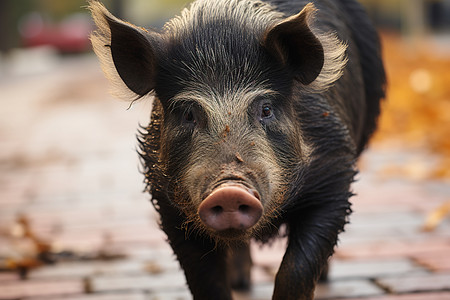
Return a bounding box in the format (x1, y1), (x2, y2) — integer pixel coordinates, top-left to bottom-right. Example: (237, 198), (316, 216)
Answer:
(211, 206), (223, 215)
(239, 205), (250, 213)
(248, 189), (260, 200)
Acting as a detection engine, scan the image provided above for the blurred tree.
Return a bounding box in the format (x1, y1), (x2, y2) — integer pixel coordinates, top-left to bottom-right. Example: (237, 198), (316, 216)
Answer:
(403, 0), (426, 39)
(0, 0), (36, 51)
(109, 0), (124, 18)
(126, 0), (190, 27)
(0, 0), (8, 52)
(36, 0), (87, 20)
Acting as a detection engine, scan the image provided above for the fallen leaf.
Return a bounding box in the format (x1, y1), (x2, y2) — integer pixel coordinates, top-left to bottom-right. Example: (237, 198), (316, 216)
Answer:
(422, 201), (450, 232)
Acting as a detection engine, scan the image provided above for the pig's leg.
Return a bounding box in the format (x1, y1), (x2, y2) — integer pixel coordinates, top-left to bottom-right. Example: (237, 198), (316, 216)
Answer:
(174, 239), (231, 299)
(319, 261), (329, 282)
(272, 209), (346, 300)
(158, 203), (232, 299)
(228, 242), (252, 291)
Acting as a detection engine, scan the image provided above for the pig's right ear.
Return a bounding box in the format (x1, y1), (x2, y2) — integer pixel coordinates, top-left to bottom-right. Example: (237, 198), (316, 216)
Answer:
(263, 3), (323, 85)
(89, 1), (160, 99)
(263, 3), (347, 90)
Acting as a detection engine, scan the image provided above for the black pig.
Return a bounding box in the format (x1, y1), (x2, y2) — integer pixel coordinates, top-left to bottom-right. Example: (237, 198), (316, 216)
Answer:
(90, 0), (385, 299)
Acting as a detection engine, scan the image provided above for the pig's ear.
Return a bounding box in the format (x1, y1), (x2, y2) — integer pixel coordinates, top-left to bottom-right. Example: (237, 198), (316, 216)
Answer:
(89, 1), (160, 99)
(263, 3), (347, 89)
(264, 3), (323, 85)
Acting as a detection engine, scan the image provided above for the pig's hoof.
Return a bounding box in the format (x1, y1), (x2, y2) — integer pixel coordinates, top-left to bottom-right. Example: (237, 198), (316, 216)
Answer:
(198, 185), (263, 232)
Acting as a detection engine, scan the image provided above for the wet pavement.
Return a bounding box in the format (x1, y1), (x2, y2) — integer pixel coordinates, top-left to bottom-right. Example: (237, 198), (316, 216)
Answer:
(0, 53), (449, 299)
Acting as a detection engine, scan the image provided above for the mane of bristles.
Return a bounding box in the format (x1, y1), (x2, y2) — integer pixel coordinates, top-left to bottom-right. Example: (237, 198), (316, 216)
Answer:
(88, 0), (146, 101)
(164, 0), (283, 37)
(164, 0), (347, 93)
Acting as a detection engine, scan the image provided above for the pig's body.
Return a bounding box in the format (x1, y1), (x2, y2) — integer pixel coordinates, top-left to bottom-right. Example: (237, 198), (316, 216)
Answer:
(90, 0), (385, 299)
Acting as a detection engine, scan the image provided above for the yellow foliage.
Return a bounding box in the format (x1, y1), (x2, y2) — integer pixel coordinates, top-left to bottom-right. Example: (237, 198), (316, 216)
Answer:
(373, 33), (450, 179)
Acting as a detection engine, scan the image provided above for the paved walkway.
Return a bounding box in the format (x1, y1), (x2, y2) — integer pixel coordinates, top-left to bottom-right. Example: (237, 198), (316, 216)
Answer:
(0, 53), (449, 300)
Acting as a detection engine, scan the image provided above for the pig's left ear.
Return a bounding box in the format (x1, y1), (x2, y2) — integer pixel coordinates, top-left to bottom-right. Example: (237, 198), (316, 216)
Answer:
(89, 1), (161, 99)
(263, 3), (347, 89)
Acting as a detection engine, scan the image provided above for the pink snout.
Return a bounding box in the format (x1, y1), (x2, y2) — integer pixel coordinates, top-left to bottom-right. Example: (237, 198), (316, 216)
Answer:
(198, 186), (263, 232)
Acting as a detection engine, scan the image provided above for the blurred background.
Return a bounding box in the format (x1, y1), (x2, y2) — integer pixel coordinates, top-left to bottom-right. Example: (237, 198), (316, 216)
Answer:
(0, 1), (450, 299)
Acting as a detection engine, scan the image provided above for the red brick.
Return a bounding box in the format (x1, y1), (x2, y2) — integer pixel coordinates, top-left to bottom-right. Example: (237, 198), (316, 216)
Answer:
(118, 244), (174, 260)
(29, 260), (145, 279)
(107, 223), (164, 244)
(90, 272), (187, 293)
(14, 206), (155, 242)
(412, 250), (450, 272)
(315, 279), (384, 299)
(376, 273), (450, 294)
(0, 273), (20, 281)
(336, 238), (450, 260)
(341, 292), (450, 300)
(50, 232), (104, 252)
(148, 290), (192, 300)
(0, 279), (84, 299)
(0, 187), (30, 209)
(351, 174), (448, 214)
(233, 283), (273, 300)
(0, 170), (33, 192)
(329, 258), (425, 279)
(27, 292), (147, 300)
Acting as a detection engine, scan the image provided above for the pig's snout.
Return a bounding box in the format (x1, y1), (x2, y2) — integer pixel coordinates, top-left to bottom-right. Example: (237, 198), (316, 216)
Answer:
(198, 186), (263, 232)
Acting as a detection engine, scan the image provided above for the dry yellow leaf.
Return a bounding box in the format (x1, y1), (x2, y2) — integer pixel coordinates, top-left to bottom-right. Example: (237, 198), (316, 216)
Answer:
(422, 201), (450, 232)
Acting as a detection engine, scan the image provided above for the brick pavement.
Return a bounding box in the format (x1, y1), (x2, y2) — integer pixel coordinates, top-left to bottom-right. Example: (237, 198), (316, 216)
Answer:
(1, 53), (450, 299)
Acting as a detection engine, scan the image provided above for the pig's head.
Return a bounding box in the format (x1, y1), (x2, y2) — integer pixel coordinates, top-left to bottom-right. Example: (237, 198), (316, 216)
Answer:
(89, 0), (347, 241)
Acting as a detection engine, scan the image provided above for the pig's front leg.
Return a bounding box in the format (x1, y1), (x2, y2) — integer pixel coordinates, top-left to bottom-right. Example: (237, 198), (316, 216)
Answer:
(158, 203), (232, 300)
(272, 208), (347, 300)
(228, 242), (252, 290)
(174, 237), (231, 299)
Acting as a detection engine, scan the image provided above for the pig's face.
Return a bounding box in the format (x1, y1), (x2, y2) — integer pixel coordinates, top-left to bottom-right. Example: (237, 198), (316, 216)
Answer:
(157, 82), (307, 240)
(148, 6), (322, 240)
(90, 1), (347, 241)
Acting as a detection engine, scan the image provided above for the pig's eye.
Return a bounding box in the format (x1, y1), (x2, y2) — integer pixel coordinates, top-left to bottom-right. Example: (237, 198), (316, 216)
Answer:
(261, 104), (273, 118)
(184, 110), (195, 123)
(181, 107), (198, 128)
